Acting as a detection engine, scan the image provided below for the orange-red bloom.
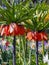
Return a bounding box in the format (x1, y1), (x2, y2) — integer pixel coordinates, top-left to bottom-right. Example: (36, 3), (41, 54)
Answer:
(26, 32), (48, 41)
(18, 25), (25, 35)
(0, 23), (25, 36)
(1, 25), (9, 36)
(26, 32), (35, 41)
(41, 32), (48, 40)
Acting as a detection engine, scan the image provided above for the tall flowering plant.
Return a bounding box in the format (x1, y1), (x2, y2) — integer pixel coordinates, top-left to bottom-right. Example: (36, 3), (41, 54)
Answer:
(0, 0), (49, 65)
(25, 2), (49, 65)
(0, 0), (34, 65)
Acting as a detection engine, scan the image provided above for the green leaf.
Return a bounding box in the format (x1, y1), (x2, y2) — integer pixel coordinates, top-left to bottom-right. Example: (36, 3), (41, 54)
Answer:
(44, 21), (49, 29)
(2, 0), (12, 9)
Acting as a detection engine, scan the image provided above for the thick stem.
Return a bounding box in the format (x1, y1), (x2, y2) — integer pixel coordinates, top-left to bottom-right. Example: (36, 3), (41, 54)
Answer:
(13, 36), (16, 65)
(36, 41), (38, 65)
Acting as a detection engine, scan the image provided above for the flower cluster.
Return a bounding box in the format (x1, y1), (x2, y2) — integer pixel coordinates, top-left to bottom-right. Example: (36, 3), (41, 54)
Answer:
(26, 32), (48, 41)
(0, 23), (25, 36)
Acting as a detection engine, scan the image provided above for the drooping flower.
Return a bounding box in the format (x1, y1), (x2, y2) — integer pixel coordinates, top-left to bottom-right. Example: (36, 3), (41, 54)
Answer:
(42, 32), (48, 40)
(0, 23), (25, 36)
(18, 25), (25, 35)
(4, 25), (9, 36)
(9, 23), (19, 36)
(35, 32), (43, 41)
(26, 32), (34, 41)
(26, 31), (48, 41)
(0, 24), (4, 32)
(1, 25), (9, 36)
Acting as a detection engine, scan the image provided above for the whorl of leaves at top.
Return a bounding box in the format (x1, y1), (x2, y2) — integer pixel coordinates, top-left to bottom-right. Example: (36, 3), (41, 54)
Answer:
(0, 0), (49, 31)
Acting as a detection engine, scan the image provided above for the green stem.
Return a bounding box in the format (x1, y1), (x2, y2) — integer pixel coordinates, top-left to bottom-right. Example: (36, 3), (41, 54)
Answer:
(19, 35), (21, 63)
(21, 36), (26, 65)
(29, 47), (31, 65)
(42, 40), (44, 57)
